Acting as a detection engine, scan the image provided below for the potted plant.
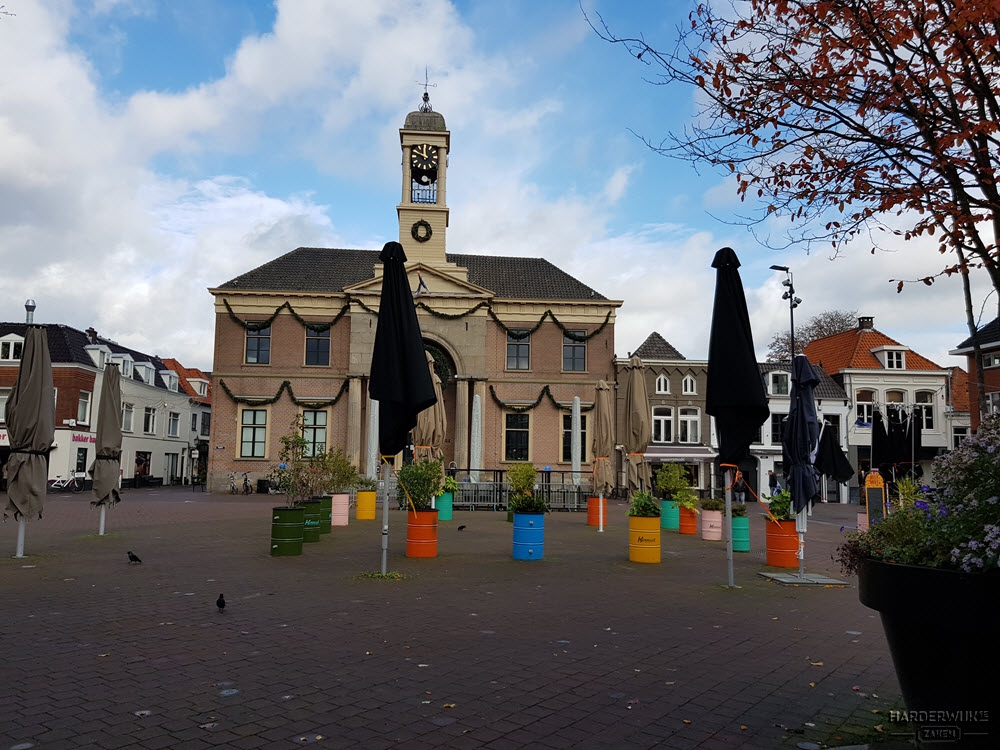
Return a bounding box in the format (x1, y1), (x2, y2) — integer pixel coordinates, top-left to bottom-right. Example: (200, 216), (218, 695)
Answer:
(675, 488), (700, 535)
(267, 418), (324, 549)
(763, 488), (797, 567)
(835, 415), (1000, 741)
(506, 462), (545, 560)
(437, 475), (459, 522)
(354, 474), (378, 521)
(700, 496), (725, 541)
(731, 501), (750, 552)
(627, 490), (661, 563)
(655, 463), (689, 531)
(396, 458), (444, 558)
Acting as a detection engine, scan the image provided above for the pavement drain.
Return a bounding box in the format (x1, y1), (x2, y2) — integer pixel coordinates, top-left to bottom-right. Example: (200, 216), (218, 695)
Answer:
(291, 733), (324, 743)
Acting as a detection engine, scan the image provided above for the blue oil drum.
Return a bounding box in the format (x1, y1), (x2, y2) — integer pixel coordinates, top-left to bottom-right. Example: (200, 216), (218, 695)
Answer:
(512, 512), (545, 561)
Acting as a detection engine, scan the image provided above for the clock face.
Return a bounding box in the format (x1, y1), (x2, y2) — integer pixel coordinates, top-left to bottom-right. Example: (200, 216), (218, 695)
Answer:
(410, 143), (439, 173)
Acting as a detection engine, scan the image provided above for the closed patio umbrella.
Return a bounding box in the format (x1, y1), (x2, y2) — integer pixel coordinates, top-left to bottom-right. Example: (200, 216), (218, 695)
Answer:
(781, 354), (821, 577)
(368, 241), (437, 574)
(706, 247), (770, 586)
(591, 380), (614, 532)
(621, 356), (651, 495)
(4, 326), (55, 558)
(89, 362), (122, 535)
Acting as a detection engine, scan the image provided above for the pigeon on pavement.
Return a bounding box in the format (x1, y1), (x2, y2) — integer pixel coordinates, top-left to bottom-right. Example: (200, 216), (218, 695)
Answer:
(127, 551), (142, 564)
(216, 594), (226, 614)
(457, 525), (466, 531)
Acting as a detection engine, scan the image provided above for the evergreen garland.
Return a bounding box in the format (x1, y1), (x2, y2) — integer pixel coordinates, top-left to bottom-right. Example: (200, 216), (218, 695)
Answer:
(489, 384), (595, 414)
(219, 378), (350, 408)
(223, 298), (612, 341)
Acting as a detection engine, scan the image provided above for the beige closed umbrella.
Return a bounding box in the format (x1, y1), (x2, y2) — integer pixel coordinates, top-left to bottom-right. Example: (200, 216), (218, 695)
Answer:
(622, 355), (652, 495)
(413, 351), (445, 462)
(4, 326), (55, 558)
(591, 380), (615, 497)
(89, 363), (122, 535)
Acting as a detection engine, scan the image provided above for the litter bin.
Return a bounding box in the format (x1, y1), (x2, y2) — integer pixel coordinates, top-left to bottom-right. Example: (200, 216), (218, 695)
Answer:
(257, 478), (269, 494)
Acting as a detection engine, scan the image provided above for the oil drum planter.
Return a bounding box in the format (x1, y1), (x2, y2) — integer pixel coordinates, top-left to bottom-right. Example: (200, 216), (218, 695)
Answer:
(859, 560), (1000, 744)
(397, 458), (445, 559)
(507, 462), (545, 560)
(731, 503), (750, 552)
(587, 496), (607, 526)
(675, 490), (700, 536)
(700, 497), (724, 541)
(764, 490), (797, 567)
(627, 491), (661, 563)
(655, 463), (689, 532)
(270, 505), (305, 556)
(437, 476), (459, 522)
(298, 498), (323, 543)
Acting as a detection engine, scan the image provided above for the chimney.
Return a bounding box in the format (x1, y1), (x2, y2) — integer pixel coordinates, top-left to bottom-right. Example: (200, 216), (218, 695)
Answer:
(858, 316), (874, 331)
(85, 327), (98, 344)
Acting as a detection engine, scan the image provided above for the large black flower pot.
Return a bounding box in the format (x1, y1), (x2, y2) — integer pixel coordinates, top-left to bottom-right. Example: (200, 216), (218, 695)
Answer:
(859, 559), (999, 746)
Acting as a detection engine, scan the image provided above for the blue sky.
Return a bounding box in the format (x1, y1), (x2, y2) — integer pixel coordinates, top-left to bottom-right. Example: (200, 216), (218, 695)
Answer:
(0, 0), (988, 372)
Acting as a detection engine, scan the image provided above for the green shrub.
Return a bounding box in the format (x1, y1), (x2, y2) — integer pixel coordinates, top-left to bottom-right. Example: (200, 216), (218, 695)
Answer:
(507, 462), (546, 513)
(628, 491), (661, 517)
(396, 459), (444, 511)
(700, 497), (725, 512)
(767, 489), (795, 521)
(655, 463), (690, 499)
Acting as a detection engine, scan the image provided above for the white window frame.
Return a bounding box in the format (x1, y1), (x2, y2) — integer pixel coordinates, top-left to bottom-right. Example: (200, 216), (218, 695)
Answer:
(655, 374), (669, 394)
(885, 350), (905, 369)
(952, 426), (969, 449)
(0, 334), (24, 362)
(77, 390), (92, 425)
(682, 375), (697, 395)
(168, 411), (180, 437)
(987, 392), (1000, 416)
(143, 406), (157, 435)
(302, 409), (328, 458)
(240, 408), (268, 458)
(984, 353), (1000, 369)
(122, 403), (134, 432)
(652, 406), (673, 443)
(856, 390), (875, 425)
(0, 387), (10, 422)
(678, 407), (700, 444)
(915, 390), (935, 430)
(771, 372), (790, 396)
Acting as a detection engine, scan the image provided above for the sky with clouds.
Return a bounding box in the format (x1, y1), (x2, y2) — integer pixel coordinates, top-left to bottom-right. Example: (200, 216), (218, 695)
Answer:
(0, 0), (992, 373)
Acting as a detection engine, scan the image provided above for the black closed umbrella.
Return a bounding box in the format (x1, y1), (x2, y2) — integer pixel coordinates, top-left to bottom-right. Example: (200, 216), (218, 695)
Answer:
(781, 354), (821, 577)
(706, 247), (770, 585)
(90, 362), (122, 535)
(368, 241), (437, 456)
(815, 428), (854, 485)
(368, 241), (437, 574)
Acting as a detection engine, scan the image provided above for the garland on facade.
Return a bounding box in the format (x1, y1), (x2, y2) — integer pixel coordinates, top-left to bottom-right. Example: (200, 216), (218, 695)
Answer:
(223, 297), (612, 341)
(218, 378), (350, 408)
(489, 384), (595, 414)
(223, 298), (351, 332)
(488, 308), (612, 342)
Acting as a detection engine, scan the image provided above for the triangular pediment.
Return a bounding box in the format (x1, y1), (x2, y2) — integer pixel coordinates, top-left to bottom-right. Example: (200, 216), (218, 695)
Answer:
(346, 262), (494, 298)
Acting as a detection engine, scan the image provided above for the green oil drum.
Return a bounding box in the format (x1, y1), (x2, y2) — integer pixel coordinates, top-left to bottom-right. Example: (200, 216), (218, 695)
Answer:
(318, 496), (332, 534)
(661, 499), (680, 530)
(732, 515), (751, 552)
(436, 492), (454, 521)
(298, 499), (322, 543)
(270, 506), (305, 556)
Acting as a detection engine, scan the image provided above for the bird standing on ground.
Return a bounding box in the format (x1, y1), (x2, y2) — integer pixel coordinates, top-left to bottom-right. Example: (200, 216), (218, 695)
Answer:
(127, 551), (142, 564)
(457, 525), (466, 531)
(216, 594), (226, 614)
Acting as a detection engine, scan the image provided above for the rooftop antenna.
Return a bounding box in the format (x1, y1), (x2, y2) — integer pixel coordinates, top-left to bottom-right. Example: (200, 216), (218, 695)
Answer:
(416, 66), (437, 112)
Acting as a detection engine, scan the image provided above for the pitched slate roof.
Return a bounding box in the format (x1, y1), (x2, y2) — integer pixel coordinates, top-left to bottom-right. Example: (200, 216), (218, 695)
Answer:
(802, 326), (941, 373)
(954, 316), (1000, 351)
(214, 247), (608, 301)
(631, 332), (685, 360)
(758, 361), (847, 401)
(0, 322), (173, 391)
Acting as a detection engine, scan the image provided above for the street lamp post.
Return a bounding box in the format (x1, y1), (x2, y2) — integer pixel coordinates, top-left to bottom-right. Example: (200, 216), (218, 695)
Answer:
(769, 265), (801, 360)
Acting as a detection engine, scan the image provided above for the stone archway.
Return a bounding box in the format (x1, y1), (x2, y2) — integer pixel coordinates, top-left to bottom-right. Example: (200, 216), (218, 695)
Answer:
(423, 339), (458, 467)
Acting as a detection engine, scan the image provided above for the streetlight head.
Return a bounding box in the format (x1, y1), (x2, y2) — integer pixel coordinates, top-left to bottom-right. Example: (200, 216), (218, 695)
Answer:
(793, 297), (802, 306)
(769, 264), (789, 272)
(781, 278), (793, 287)
(782, 291), (792, 300)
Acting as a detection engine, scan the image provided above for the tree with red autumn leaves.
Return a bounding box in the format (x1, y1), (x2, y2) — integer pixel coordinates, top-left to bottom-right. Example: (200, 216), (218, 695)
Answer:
(588, 0), (1000, 418)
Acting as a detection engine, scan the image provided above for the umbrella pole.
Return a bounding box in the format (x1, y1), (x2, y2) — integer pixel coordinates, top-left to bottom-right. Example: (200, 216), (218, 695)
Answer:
(14, 517), (26, 558)
(725, 468), (735, 587)
(380, 457), (392, 576)
(98, 505), (107, 536)
(598, 491), (604, 533)
(796, 507), (808, 578)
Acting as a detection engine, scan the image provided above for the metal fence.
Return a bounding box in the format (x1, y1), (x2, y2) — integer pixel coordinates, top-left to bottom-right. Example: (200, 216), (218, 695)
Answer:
(382, 473), (592, 513)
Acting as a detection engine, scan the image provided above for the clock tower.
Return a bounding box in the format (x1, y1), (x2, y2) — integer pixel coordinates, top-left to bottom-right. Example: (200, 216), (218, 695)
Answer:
(398, 92), (450, 266)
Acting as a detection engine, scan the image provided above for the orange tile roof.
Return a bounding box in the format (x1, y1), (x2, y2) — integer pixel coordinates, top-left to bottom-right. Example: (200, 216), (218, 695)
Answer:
(802, 328), (942, 373)
(161, 357), (212, 404)
(948, 366), (970, 413)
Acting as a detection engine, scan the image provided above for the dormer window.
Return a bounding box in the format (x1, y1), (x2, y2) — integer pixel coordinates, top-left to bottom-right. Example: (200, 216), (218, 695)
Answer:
(771, 372), (790, 396)
(188, 379), (209, 397)
(159, 370), (179, 392)
(886, 351), (904, 369)
(0, 334), (24, 361)
(85, 344), (112, 369)
(134, 362), (155, 385)
(871, 345), (906, 370)
(111, 354), (134, 378)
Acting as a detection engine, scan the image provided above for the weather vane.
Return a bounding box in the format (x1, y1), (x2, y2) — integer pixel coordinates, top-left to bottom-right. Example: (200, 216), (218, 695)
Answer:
(416, 66), (436, 112)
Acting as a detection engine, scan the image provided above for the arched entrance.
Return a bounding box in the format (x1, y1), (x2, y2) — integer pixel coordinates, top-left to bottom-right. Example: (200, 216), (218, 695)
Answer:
(422, 339), (458, 467)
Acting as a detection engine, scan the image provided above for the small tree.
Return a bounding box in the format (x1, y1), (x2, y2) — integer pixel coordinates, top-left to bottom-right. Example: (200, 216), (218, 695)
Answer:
(655, 463), (689, 499)
(766, 309), (858, 361)
(268, 416), (360, 503)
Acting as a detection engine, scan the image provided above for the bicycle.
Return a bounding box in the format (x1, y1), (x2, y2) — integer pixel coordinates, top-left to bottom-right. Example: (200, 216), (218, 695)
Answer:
(47, 473), (85, 494)
(229, 473), (239, 495)
(242, 472), (253, 495)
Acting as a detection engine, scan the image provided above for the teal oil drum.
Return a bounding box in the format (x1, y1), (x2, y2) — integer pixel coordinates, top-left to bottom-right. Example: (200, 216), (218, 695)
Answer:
(512, 512), (545, 560)
(298, 499), (322, 543)
(318, 496), (333, 534)
(661, 499), (680, 531)
(436, 492), (454, 521)
(270, 506), (304, 557)
(732, 515), (751, 552)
